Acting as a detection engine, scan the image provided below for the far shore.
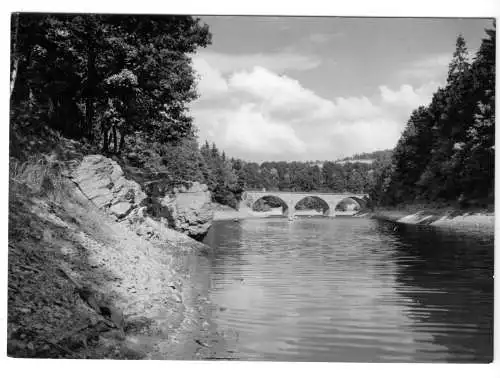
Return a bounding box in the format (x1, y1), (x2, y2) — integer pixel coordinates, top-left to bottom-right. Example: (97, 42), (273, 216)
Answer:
(360, 207), (495, 236)
(213, 206), (358, 220)
(213, 204), (494, 237)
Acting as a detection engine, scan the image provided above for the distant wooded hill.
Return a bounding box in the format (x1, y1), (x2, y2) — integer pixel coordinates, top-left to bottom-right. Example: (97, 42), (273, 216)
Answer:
(336, 150), (393, 164)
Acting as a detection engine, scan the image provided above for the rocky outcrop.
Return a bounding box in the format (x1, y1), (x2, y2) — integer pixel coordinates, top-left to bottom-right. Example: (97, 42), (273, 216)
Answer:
(161, 182), (214, 240)
(123, 206), (202, 248)
(370, 209), (494, 236)
(72, 155), (146, 220)
(72, 155), (213, 241)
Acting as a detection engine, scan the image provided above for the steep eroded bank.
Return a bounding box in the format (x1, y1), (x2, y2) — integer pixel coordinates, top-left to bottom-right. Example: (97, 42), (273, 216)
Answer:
(8, 148), (220, 359)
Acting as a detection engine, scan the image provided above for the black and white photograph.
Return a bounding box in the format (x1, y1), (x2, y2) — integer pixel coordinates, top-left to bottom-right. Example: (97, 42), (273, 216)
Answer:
(6, 5), (496, 369)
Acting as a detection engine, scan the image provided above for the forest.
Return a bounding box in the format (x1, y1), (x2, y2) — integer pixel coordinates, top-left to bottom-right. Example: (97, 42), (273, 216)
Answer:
(10, 14), (495, 212)
(369, 25), (495, 210)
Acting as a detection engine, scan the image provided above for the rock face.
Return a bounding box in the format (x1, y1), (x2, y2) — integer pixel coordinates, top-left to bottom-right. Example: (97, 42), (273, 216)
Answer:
(161, 182), (214, 240)
(72, 155), (213, 240)
(72, 155), (146, 220)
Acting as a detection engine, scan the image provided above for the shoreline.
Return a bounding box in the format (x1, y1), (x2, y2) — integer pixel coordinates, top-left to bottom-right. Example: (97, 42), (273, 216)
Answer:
(362, 207), (494, 236)
(214, 205), (494, 236)
(213, 207), (357, 220)
(7, 172), (220, 360)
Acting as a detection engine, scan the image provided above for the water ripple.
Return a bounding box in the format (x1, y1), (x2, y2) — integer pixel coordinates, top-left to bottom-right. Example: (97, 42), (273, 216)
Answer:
(198, 217), (493, 362)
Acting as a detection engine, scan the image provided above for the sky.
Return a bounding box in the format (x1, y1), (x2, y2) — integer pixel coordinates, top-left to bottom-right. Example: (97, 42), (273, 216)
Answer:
(188, 16), (493, 163)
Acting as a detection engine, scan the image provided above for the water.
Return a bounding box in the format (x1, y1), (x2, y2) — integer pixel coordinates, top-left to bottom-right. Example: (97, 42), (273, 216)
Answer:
(193, 217), (493, 362)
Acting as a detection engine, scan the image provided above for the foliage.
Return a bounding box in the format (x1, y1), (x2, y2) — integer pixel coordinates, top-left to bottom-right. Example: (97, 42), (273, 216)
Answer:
(338, 150), (392, 162)
(200, 141), (244, 208)
(371, 24), (495, 209)
(10, 13), (211, 152)
(230, 158), (377, 194)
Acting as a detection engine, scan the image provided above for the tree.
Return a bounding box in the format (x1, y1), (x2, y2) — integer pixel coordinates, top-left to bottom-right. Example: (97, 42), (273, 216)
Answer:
(241, 163), (262, 190)
(322, 162), (346, 191)
(384, 106), (434, 202)
(10, 14), (212, 151)
(372, 24), (495, 209)
(459, 22), (495, 205)
(447, 34), (470, 84)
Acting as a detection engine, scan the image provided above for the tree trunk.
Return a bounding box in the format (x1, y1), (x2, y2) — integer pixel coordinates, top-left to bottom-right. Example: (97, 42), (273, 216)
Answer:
(102, 126), (109, 152)
(112, 125), (118, 154)
(10, 13), (20, 100)
(85, 47), (96, 142)
(85, 95), (94, 142)
(10, 59), (19, 100)
(85, 19), (97, 143)
(118, 131), (126, 153)
(28, 88), (35, 111)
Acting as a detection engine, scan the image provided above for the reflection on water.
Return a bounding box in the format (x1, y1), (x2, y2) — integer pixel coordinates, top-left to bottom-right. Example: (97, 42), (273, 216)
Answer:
(196, 217), (493, 362)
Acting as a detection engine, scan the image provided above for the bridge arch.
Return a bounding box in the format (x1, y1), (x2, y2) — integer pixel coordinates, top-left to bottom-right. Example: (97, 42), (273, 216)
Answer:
(294, 195), (331, 216)
(251, 195), (289, 215)
(335, 196), (367, 212)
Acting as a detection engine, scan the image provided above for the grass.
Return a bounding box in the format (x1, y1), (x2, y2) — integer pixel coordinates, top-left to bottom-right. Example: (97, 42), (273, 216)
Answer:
(9, 155), (70, 204)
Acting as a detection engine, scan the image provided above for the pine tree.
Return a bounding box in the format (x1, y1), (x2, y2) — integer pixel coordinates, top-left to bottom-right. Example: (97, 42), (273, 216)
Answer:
(447, 34), (470, 85)
(373, 24), (495, 208)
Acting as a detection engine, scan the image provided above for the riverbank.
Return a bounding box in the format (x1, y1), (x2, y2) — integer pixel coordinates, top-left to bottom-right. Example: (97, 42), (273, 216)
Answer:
(8, 177), (217, 359)
(7, 138), (220, 359)
(214, 203), (495, 236)
(360, 206), (495, 236)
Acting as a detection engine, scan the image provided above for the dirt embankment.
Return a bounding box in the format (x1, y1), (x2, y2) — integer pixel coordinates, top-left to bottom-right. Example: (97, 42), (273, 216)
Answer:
(360, 207), (494, 236)
(7, 139), (221, 359)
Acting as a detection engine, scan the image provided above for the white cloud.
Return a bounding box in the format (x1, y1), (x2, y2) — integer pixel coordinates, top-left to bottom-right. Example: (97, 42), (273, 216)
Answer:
(229, 67), (334, 119)
(333, 96), (382, 120)
(224, 105), (307, 154)
(379, 81), (440, 109)
(228, 67), (382, 122)
(192, 104), (307, 157)
(191, 55), (440, 162)
(325, 119), (402, 155)
(192, 57), (228, 97)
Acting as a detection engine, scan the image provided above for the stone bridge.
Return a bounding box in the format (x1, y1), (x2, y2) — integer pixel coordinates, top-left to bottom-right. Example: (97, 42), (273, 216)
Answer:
(241, 190), (368, 217)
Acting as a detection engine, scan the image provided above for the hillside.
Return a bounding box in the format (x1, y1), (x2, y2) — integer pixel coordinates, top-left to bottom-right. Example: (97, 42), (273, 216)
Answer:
(338, 149), (393, 162)
(8, 131), (222, 359)
(336, 159), (374, 165)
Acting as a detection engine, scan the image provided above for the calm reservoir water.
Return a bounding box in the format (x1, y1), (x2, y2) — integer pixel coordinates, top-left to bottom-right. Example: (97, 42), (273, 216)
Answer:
(191, 217), (493, 362)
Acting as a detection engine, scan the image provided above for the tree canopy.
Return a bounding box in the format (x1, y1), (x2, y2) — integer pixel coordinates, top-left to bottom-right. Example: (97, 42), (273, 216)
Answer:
(370, 24), (495, 209)
(10, 13), (211, 152)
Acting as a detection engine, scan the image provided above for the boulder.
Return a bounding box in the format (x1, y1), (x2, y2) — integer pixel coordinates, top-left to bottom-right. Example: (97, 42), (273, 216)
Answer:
(72, 155), (213, 241)
(72, 155), (147, 220)
(162, 182), (214, 240)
